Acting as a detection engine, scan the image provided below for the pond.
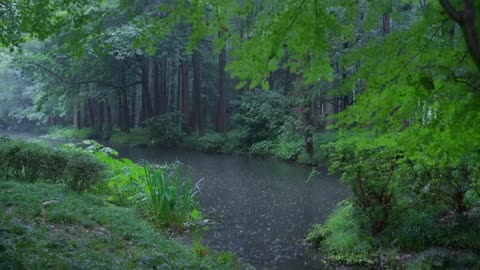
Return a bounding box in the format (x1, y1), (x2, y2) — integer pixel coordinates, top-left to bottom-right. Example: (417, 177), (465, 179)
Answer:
(4, 132), (350, 269)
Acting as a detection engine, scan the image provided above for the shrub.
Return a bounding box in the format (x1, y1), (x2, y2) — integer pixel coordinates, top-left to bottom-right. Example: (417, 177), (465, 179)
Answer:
(0, 138), (107, 192)
(232, 91), (293, 146)
(221, 129), (248, 153)
(64, 152), (107, 192)
(329, 141), (403, 234)
(145, 114), (183, 147)
(249, 140), (275, 157)
(197, 131), (226, 152)
(274, 134), (303, 160)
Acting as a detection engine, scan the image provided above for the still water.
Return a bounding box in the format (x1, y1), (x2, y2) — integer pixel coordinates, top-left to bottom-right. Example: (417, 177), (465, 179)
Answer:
(5, 132), (350, 269)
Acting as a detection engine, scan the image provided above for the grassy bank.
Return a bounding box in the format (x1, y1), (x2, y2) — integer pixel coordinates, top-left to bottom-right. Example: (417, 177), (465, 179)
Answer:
(0, 181), (237, 269)
(45, 127), (338, 166)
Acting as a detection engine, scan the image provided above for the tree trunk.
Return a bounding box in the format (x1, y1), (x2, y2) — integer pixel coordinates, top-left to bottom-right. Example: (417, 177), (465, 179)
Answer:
(192, 49), (205, 136)
(382, 13), (390, 35)
(82, 101), (89, 128)
(87, 98), (96, 129)
(216, 47), (227, 132)
(130, 87), (136, 128)
(140, 57), (153, 126)
(153, 58), (161, 115)
(176, 60), (182, 114)
(95, 100), (105, 139)
(121, 68), (130, 133)
(105, 100), (113, 140)
(181, 58), (190, 133)
(73, 103), (82, 129)
(440, 0), (480, 69)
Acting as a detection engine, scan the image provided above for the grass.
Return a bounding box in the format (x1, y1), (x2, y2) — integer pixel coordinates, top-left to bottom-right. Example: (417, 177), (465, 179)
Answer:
(109, 128), (150, 147)
(143, 164), (197, 229)
(45, 126), (95, 139)
(0, 181), (237, 269)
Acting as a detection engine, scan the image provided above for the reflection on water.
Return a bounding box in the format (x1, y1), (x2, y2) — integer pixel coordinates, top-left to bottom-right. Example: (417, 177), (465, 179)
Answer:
(4, 132), (350, 269)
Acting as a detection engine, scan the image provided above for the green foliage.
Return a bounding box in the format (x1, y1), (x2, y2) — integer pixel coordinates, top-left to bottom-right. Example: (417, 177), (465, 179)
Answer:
(0, 138), (107, 191)
(274, 134), (303, 161)
(390, 206), (443, 251)
(233, 91), (293, 146)
(248, 140), (275, 157)
(146, 114), (183, 147)
(71, 140), (199, 229)
(63, 151), (107, 192)
(46, 126), (95, 139)
(329, 140), (402, 234)
(110, 128), (150, 147)
(196, 131), (226, 153)
(309, 202), (374, 265)
(142, 164), (197, 228)
(0, 181), (235, 270)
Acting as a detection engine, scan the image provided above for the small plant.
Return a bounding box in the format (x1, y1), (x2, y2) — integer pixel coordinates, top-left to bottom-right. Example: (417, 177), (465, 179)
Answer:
(142, 163), (198, 228)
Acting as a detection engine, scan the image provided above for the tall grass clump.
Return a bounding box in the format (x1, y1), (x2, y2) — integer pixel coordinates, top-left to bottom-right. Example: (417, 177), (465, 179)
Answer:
(142, 163), (198, 228)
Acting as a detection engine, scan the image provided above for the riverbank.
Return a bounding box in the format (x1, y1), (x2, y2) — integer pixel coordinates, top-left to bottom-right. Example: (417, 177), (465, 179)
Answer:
(45, 126), (338, 166)
(0, 137), (240, 269)
(0, 181), (238, 269)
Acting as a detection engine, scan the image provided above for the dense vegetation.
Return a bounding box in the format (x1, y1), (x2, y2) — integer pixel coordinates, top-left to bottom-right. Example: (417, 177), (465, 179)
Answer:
(1, 0), (479, 268)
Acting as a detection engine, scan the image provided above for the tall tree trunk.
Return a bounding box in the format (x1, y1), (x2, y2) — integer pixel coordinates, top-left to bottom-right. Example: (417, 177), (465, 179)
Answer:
(440, 0), (480, 69)
(73, 103), (82, 129)
(216, 47), (227, 132)
(87, 98), (96, 129)
(159, 57), (168, 114)
(95, 100), (105, 139)
(284, 48), (292, 95)
(192, 49), (205, 136)
(130, 88), (136, 128)
(153, 58), (161, 115)
(140, 57), (153, 126)
(105, 100), (113, 140)
(176, 60), (182, 114)
(121, 68), (130, 133)
(382, 13), (390, 35)
(181, 58), (190, 133)
(82, 101), (89, 127)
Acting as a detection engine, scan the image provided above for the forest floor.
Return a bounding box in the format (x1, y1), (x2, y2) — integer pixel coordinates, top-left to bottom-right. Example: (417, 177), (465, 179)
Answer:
(0, 181), (237, 269)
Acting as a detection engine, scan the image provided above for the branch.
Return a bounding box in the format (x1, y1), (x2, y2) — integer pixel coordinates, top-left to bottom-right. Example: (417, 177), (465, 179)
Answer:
(32, 62), (141, 89)
(382, 20), (446, 88)
(439, 0), (463, 23)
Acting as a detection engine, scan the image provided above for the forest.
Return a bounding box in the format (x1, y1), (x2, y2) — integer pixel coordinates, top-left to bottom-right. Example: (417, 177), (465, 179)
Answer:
(0, 0), (479, 269)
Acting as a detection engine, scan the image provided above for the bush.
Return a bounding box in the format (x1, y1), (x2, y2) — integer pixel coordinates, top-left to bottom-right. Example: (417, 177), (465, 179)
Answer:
(197, 131), (226, 152)
(232, 91), (293, 146)
(221, 129), (248, 153)
(329, 141), (403, 234)
(64, 152), (107, 192)
(0, 138), (107, 192)
(146, 114), (183, 147)
(249, 140), (275, 157)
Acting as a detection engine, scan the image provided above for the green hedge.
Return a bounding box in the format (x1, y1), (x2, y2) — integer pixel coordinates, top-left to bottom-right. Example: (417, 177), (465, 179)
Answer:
(0, 136), (106, 191)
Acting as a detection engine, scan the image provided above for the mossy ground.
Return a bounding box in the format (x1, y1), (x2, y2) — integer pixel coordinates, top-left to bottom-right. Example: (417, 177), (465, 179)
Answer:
(0, 181), (237, 269)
